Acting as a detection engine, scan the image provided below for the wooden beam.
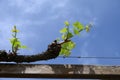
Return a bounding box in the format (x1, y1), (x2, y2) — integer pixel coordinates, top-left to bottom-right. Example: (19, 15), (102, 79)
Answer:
(0, 63), (120, 79)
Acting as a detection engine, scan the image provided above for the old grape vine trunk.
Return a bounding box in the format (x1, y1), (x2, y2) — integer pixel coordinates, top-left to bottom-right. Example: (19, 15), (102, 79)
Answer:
(0, 41), (61, 63)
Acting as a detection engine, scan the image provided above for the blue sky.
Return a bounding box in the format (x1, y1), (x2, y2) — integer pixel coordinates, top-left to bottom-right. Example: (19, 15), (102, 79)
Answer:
(0, 0), (120, 67)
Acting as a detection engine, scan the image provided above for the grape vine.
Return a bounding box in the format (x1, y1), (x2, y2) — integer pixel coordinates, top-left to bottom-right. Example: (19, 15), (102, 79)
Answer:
(9, 26), (27, 55)
(58, 21), (92, 56)
(0, 21), (92, 63)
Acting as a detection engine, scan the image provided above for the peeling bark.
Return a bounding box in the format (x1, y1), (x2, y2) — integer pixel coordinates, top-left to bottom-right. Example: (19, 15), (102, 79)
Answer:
(0, 41), (61, 63)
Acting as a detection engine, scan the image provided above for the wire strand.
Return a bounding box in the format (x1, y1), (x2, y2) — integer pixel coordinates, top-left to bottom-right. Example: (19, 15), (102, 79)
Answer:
(58, 56), (120, 59)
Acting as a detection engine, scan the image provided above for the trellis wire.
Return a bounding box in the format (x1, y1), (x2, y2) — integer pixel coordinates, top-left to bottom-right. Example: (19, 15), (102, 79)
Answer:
(58, 56), (120, 59)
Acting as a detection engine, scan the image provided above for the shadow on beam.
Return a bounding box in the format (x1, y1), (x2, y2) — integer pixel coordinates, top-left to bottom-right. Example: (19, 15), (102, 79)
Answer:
(0, 63), (120, 79)
(0, 73), (120, 79)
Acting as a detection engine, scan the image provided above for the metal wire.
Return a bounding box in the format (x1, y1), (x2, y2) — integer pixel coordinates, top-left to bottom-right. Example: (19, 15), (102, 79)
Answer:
(58, 56), (120, 59)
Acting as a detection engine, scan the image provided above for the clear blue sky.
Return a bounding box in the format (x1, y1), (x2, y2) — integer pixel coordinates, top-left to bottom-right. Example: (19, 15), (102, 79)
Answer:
(0, 0), (120, 79)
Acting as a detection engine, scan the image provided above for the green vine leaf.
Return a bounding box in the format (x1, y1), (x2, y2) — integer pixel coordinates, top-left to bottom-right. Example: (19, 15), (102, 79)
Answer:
(85, 23), (92, 32)
(73, 27), (80, 35)
(64, 21), (70, 26)
(85, 25), (90, 32)
(67, 32), (73, 39)
(12, 25), (19, 33)
(60, 48), (71, 56)
(60, 27), (67, 33)
(59, 21), (92, 56)
(62, 34), (67, 40)
(60, 41), (75, 56)
(10, 25), (27, 54)
(21, 45), (27, 49)
(73, 21), (84, 31)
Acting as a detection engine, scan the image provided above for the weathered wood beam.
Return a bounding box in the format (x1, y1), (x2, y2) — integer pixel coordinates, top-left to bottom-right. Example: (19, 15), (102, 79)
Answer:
(0, 64), (120, 79)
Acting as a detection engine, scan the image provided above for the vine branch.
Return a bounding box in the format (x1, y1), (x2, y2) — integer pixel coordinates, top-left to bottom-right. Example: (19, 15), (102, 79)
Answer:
(0, 40), (61, 63)
(0, 21), (92, 63)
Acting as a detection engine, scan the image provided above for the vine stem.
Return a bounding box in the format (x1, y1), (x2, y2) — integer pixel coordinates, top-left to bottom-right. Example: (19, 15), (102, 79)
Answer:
(12, 31), (17, 54)
(0, 40), (61, 63)
(65, 25), (70, 41)
(59, 40), (71, 45)
(11, 27), (18, 55)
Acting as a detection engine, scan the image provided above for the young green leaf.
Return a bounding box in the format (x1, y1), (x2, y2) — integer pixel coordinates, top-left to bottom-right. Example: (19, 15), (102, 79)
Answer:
(64, 21), (70, 26)
(61, 42), (69, 49)
(85, 23), (92, 32)
(14, 40), (21, 45)
(60, 41), (75, 56)
(66, 41), (75, 49)
(10, 25), (28, 53)
(70, 41), (76, 49)
(67, 32), (73, 39)
(12, 25), (19, 33)
(62, 34), (67, 40)
(59, 48), (71, 56)
(73, 28), (80, 35)
(85, 25), (90, 32)
(58, 21), (92, 57)
(73, 21), (84, 31)
(63, 50), (71, 56)
(10, 38), (15, 44)
(60, 27), (67, 33)
(21, 45), (27, 49)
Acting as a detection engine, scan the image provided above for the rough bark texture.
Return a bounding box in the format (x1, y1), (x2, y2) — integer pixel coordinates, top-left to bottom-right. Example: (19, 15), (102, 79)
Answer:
(0, 41), (61, 63)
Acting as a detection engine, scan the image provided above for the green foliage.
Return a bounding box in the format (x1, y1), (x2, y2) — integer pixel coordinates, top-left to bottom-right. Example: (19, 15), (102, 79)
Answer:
(64, 21), (70, 26)
(1, 20), (91, 57)
(10, 25), (27, 54)
(60, 41), (75, 56)
(85, 23), (92, 32)
(73, 21), (84, 31)
(85, 25), (90, 32)
(60, 27), (67, 33)
(67, 32), (73, 39)
(73, 27), (80, 35)
(60, 21), (74, 41)
(59, 21), (92, 56)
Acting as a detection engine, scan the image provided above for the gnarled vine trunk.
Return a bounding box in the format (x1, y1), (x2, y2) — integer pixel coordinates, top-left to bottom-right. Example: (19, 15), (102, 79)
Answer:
(0, 41), (61, 63)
